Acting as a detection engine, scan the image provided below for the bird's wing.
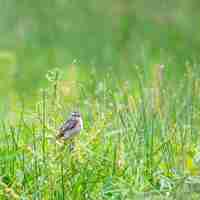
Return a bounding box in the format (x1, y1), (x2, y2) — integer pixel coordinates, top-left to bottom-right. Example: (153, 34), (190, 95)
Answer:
(58, 119), (78, 136)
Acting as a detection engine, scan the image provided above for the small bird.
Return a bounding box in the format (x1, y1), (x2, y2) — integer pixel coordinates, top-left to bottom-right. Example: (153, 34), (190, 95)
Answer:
(57, 111), (83, 140)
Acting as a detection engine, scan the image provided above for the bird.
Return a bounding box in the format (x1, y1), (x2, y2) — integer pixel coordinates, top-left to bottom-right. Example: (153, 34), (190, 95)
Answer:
(56, 111), (83, 140)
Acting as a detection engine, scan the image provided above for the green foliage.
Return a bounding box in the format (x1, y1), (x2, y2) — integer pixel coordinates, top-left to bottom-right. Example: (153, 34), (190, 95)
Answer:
(1, 1), (200, 199)
(0, 0), (200, 93)
(1, 65), (200, 199)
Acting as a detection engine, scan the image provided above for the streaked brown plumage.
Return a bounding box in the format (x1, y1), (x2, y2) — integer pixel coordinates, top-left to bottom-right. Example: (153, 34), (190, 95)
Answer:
(57, 112), (83, 140)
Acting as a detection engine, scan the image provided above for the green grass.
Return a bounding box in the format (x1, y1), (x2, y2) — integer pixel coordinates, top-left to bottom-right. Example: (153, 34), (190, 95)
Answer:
(1, 64), (200, 199)
(1, 1), (200, 199)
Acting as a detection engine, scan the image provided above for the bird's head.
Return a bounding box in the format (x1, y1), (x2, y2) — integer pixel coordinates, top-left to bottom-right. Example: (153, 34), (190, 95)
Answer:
(71, 111), (81, 119)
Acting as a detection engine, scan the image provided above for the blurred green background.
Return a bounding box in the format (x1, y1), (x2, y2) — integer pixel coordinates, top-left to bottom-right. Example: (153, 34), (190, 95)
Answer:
(0, 0), (200, 112)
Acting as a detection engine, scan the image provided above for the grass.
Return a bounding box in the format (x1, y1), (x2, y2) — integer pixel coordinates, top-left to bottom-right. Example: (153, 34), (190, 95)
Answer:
(0, 64), (200, 200)
(1, 1), (200, 199)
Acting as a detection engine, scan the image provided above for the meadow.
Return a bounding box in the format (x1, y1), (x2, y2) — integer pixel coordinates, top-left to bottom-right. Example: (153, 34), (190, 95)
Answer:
(1, 1), (200, 199)
(1, 64), (200, 199)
